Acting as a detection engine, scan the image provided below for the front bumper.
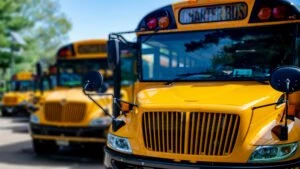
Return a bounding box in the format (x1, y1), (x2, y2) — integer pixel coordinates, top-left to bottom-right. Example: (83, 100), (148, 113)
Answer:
(30, 123), (108, 143)
(1, 104), (28, 115)
(104, 147), (300, 169)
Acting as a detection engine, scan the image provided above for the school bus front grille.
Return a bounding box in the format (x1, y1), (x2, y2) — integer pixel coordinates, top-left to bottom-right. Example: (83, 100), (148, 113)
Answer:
(142, 112), (240, 156)
(3, 97), (18, 105)
(44, 102), (86, 123)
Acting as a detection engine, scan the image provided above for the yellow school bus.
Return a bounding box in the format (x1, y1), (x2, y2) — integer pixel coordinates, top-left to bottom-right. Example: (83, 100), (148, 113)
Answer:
(1, 72), (36, 116)
(96, 0), (300, 168)
(29, 39), (114, 154)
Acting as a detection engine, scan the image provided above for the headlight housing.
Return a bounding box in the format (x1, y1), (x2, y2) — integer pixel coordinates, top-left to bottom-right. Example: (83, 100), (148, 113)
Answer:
(107, 134), (132, 154)
(30, 114), (39, 124)
(249, 143), (298, 163)
(89, 116), (112, 127)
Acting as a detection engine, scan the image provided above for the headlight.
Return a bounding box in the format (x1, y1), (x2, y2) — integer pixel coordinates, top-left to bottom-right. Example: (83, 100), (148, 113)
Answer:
(30, 114), (39, 124)
(249, 143), (298, 163)
(107, 134), (132, 153)
(89, 116), (112, 127)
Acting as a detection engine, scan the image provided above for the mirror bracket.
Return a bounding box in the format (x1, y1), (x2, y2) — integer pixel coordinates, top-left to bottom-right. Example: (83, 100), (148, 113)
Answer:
(268, 66), (300, 141)
(83, 86), (138, 132)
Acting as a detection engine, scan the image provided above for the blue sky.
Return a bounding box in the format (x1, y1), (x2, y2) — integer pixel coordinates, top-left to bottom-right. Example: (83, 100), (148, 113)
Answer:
(58, 0), (177, 42)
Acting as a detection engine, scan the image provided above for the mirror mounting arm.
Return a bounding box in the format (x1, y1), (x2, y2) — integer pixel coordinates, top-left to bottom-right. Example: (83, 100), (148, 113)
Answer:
(271, 78), (290, 141)
(115, 98), (138, 108)
(252, 102), (282, 110)
(83, 85), (113, 118)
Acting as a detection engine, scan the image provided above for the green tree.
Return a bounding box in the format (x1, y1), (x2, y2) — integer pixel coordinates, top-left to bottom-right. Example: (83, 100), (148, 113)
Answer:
(18, 0), (72, 72)
(0, 0), (31, 76)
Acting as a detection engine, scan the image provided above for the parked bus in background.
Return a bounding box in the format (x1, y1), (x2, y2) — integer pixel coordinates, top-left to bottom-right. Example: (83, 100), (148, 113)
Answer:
(0, 80), (6, 100)
(86, 0), (300, 168)
(1, 71), (36, 116)
(31, 63), (57, 109)
(29, 39), (115, 154)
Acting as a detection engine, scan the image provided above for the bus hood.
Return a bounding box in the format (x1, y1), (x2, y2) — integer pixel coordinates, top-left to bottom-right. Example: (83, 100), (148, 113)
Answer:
(45, 88), (90, 102)
(2, 91), (32, 105)
(137, 82), (282, 110)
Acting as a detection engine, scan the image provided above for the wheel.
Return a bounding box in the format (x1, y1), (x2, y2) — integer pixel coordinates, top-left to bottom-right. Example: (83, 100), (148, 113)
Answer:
(32, 139), (58, 154)
(85, 143), (105, 161)
(2, 108), (9, 117)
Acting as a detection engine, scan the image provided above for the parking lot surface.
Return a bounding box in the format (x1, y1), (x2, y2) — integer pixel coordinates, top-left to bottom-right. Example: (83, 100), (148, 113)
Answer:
(0, 117), (105, 169)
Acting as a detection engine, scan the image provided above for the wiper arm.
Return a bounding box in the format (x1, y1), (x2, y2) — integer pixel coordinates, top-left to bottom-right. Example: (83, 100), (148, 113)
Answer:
(165, 72), (211, 85)
(245, 76), (269, 85)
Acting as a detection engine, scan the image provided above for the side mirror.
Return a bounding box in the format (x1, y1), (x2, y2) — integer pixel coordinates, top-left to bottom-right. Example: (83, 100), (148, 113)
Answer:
(270, 66), (300, 93)
(269, 66), (300, 141)
(107, 39), (120, 70)
(36, 62), (42, 79)
(83, 71), (103, 92)
(38, 78), (44, 94)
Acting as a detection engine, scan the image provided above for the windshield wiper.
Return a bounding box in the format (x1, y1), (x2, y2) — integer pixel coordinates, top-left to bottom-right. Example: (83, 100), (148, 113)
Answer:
(165, 72), (212, 85)
(250, 76), (269, 85)
(165, 73), (269, 85)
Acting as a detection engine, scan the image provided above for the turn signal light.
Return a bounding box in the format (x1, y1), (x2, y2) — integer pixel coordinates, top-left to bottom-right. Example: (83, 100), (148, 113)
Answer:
(258, 7), (272, 20)
(288, 104), (300, 119)
(288, 104), (296, 116)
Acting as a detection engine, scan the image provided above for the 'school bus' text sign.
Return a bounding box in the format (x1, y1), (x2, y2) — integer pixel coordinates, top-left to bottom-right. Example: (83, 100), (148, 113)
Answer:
(179, 3), (247, 24)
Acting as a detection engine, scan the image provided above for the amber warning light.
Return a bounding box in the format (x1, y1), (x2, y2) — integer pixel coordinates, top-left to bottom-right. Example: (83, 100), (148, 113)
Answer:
(57, 44), (75, 58)
(146, 15), (170, 30)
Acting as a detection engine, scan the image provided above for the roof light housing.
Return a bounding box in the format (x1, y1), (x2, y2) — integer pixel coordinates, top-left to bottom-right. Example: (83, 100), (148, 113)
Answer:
(136, 5), (177, 32)
(56, 44), (75, 58)
(249, 0), (299, 23)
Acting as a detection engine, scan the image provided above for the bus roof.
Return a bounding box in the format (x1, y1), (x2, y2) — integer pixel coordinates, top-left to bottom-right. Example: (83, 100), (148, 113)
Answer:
(56, 39), (107, 59)
(136, 0), (300, 33)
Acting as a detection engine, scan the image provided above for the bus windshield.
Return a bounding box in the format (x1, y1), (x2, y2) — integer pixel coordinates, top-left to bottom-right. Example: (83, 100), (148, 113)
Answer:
(57, 58), (113, 87)
(11, 80), (34, 92)
(140, 24), (296, 82)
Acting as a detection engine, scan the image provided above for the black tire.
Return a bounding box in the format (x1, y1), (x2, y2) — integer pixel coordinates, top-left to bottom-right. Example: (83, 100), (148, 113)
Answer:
(32, 139), (58, 154)
(2, 108), (9, 117)
(85, 143), (105, 161)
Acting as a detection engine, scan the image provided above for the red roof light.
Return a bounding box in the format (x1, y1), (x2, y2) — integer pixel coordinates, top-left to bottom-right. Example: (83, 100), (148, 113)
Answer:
(273, 6), (287, 19)
(147, 18), (157, 30)
(58, 49), (72, 57)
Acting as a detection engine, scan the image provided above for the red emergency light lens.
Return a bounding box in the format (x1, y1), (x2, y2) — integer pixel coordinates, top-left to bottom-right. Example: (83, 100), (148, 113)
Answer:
(258, 7), (272, 20)
(147, 18), (157, 30)
(59, 49), (71, 57)
(273, 6), (287, 19)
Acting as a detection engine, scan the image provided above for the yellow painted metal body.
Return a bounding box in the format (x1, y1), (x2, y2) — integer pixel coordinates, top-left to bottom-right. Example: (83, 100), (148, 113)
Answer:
(2, 91), (33, 106)
(1, 72), (35, 113)
(108, 0), (300, 165)
(35, 87), (113, 127)
(112, 82), (300, 163)
(31, 39), (130, 143)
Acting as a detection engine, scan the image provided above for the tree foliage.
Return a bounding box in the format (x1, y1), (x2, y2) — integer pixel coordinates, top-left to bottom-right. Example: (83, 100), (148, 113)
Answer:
(20, 0), (72, 70)
(0, 0), (72, 77)
(0, 0), (31, 76)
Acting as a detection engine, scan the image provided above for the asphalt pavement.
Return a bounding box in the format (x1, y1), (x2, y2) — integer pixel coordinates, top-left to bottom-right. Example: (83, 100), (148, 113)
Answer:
(0, 117), (105, 169)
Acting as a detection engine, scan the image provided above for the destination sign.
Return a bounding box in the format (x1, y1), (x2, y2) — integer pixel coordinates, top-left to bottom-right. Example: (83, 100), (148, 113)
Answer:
(77, 44), (107, 54)
(179, 3), (247, 24)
